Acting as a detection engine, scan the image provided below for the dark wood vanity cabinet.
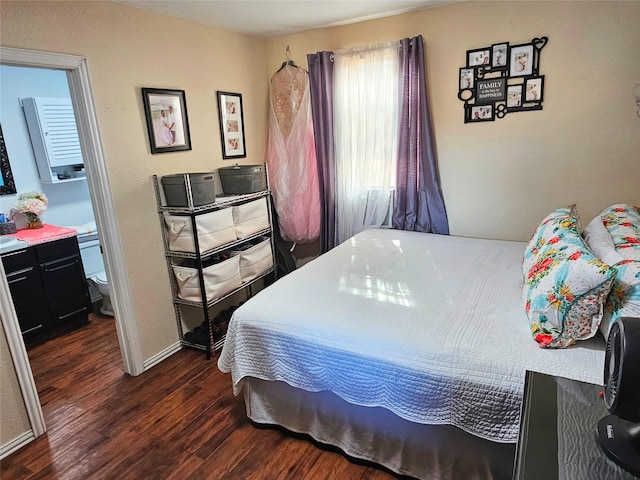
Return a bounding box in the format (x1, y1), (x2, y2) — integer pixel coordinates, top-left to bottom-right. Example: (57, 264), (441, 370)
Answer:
(2, 237), (92, 346)
(2, 246), (50, 343)
(35, 238), (93, 329)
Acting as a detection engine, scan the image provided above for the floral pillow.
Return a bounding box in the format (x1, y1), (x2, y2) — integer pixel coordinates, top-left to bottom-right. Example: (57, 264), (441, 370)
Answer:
(522, 210), (616, 348)
(600, 260), (640, 339)
(522, 205), (580, 276)
(601, 204), (640, 261)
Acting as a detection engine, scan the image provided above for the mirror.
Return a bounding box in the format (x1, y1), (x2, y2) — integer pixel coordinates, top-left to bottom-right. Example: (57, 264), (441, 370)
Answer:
(0, 124), (17, 195)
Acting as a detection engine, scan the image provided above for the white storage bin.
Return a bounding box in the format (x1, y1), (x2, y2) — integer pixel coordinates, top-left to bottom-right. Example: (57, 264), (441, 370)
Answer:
(172, 256), (242, 302)
(233, 197), (270, 239)
(231, 237), (274, 283)
(164, 208), (236, 253)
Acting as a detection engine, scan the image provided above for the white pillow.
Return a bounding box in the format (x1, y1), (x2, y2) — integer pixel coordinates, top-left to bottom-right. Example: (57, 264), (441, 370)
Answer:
(582, 215), (624, 266)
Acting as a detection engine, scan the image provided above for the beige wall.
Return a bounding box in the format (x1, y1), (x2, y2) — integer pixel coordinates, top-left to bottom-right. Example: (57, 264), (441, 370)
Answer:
(266, 1), (640, 241)
(1, 1), (269, 366)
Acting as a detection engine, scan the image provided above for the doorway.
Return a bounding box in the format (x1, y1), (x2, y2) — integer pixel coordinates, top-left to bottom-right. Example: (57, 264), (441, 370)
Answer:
(0, 47), (143, 446)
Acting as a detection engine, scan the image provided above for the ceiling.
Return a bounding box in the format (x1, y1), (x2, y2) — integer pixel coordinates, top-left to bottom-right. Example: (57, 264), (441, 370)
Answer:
(115, 0), (452, 38)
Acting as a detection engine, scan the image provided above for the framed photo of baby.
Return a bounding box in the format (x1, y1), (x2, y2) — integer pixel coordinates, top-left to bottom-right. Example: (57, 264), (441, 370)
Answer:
(491, 43), (509, 69)
(507, 85), (523, 108)
(459, 68), (475, 90)
(467, 48), (491, 67)
(525, 76), (544, 102)
(468, 104), (494, 122)
(217, 91), (247, 159)
(509, 44), (534, 77)
(141, 88), (192, 154)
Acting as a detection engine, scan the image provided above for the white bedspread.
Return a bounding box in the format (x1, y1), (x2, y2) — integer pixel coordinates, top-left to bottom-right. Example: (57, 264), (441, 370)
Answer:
(218, 229), (606, 442)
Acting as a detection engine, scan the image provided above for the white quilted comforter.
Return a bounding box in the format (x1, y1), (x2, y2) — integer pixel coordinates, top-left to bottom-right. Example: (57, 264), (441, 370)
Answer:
(218, 229), (606, 442)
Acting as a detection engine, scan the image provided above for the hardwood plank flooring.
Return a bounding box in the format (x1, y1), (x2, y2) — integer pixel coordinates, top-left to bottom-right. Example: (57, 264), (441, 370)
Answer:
(1, 314), (410, 479)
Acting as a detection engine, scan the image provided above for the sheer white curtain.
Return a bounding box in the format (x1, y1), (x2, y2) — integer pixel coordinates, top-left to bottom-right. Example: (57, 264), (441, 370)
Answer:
(333, 41), (400, 244)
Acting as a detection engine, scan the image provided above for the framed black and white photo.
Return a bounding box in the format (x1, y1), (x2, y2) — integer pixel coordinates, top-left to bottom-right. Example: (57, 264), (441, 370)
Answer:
(509, 44), (534, 77)
(525, 76), (545, 102)
(142, 88), (192, 154)
(467, 48), (491, 67)
(507, 84), (523, 108)
(217, 91), (246, 159)
(491, 42), (509, 69)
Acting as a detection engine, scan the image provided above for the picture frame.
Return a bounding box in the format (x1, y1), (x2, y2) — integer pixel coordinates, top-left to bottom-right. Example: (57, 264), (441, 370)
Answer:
(217, 91), (246, 159)
(491, 42), (509, 69)
(525, 76), (545, 102)
(0, 124), (17, 195)
(141, 88), (191, 154)
(459, 67), (475, 90)
(467, 48), (491, 67)
(507, 84), (523, 108)
(468, 104), (494, 122)
(509, 44), (534, 77)
(458, 36), (548, 123)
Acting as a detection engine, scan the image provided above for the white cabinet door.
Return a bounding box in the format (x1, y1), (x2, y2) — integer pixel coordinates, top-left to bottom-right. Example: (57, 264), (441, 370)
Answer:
(22, 97), (84, 182)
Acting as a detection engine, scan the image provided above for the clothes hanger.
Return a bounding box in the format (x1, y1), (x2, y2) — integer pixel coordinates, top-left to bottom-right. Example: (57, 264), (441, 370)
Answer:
(277, 45), (297, 72)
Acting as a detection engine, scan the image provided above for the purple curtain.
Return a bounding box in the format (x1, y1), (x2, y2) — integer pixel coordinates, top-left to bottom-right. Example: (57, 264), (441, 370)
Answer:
(394, 36), (449, 234)
(307, 51), (337, 253)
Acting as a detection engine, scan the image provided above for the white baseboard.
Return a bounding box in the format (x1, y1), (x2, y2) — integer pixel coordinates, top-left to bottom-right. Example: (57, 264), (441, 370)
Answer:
(143, 341), (182, 371)
(0, 430), (36, 460)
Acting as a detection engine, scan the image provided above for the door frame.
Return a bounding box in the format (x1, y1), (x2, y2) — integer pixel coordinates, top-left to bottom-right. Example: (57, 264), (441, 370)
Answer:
(0, 46), (144, 439)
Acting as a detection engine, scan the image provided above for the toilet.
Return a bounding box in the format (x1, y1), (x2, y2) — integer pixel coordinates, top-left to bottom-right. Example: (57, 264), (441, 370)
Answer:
(76, 222), (113, 317)
(90, 270), (113, 317)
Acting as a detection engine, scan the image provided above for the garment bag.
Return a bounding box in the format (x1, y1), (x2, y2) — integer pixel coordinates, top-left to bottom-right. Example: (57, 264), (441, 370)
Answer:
(266, 61), (320, 244)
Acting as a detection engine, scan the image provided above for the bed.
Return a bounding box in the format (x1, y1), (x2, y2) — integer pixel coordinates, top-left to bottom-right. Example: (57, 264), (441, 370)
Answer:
(218, 204), (640, 479)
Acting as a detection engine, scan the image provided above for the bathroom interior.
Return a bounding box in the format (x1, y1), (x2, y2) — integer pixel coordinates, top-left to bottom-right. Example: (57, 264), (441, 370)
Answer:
(0, 64), (113, 339)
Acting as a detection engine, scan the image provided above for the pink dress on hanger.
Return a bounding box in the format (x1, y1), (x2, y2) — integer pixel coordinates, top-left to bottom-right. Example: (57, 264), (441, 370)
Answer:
(266, 64), (320, 244)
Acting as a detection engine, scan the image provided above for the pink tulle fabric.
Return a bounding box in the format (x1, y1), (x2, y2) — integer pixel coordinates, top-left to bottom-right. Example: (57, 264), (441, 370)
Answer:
(266, 66), (320, 244)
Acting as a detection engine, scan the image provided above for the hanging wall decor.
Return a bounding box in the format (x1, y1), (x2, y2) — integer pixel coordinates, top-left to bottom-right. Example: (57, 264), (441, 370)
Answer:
(0, 124), (17, 195)
(217, 91), (247, 159)
(142, 88), (192, 153)
(458, 36), (548, 123)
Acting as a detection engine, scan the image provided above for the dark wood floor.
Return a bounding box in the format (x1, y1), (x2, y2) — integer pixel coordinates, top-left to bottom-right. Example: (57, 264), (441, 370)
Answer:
(1, 314), (405, 479)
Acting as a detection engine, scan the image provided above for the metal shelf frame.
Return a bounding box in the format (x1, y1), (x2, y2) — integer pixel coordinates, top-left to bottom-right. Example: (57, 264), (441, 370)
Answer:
(152, 168), (276, 358)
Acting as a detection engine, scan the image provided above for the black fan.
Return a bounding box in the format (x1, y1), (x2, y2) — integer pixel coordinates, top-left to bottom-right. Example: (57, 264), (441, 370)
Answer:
(597, 317), (640, 477)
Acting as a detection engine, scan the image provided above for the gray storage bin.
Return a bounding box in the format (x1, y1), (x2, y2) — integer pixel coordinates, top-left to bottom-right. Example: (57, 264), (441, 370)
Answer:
(161, 173), (216, 207)
(218, 165), (266, 194)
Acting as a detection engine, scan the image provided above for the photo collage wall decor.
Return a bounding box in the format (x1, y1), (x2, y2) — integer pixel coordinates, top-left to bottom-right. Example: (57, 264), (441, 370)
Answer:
(458, 36), (548, 123)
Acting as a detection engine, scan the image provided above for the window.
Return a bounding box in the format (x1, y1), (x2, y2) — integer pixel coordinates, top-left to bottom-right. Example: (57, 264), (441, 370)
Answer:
(333, 41), (400, 243)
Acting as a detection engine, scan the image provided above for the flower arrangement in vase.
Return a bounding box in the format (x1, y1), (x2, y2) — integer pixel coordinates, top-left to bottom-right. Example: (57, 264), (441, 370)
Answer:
(12, 191), (48, 229)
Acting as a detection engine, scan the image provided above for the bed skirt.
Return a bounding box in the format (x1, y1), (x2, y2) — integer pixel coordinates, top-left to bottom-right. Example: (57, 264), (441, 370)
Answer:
(243, 377), (515, 480)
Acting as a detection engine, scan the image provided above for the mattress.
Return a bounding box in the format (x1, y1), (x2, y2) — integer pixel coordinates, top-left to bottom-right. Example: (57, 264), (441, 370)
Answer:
(218, 229), (606, 443)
